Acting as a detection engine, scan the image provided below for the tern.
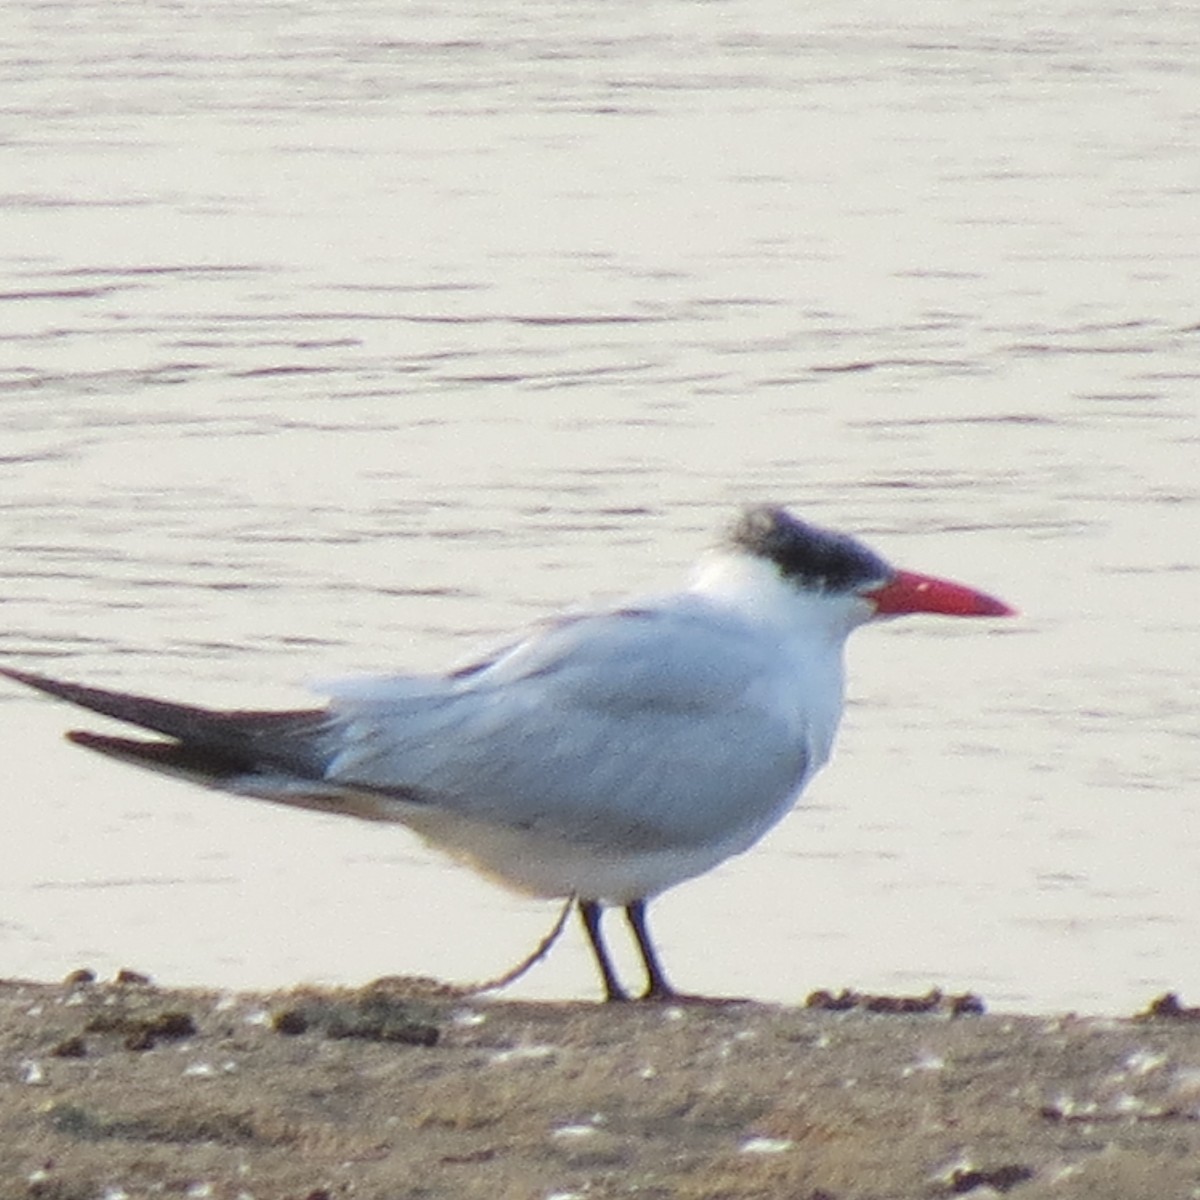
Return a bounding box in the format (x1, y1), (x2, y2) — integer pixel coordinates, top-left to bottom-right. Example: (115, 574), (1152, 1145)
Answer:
(2, 505), (1014, 1001)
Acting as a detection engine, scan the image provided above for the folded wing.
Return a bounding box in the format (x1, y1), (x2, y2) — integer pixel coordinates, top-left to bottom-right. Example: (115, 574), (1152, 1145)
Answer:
(322, 602), (812, 855)
(4, 599), (812, 860)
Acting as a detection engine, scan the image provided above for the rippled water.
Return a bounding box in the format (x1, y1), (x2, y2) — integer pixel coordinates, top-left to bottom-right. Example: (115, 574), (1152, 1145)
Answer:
(1, 0), (1197, 1012)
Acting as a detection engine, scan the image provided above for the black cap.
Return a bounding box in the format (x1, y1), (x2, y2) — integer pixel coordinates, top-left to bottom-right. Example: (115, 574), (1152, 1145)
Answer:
(727, 506), (891, 594)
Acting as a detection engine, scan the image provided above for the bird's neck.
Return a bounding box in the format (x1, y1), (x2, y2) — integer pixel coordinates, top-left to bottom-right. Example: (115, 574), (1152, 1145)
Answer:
(690, 552), (850, 776)
(689, 552), (868, 645)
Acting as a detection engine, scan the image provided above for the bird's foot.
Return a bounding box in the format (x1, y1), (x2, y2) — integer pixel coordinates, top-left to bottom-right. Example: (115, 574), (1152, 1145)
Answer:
(636, 986), (751, 1006)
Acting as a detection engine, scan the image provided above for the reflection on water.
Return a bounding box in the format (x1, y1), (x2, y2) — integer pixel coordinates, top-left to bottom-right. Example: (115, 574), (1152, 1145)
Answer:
(1, 0), (1197, 1012)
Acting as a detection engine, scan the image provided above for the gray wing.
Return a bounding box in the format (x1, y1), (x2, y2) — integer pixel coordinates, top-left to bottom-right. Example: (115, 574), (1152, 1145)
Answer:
(3, 601), (814, 856)
(323, 602), (812, 854)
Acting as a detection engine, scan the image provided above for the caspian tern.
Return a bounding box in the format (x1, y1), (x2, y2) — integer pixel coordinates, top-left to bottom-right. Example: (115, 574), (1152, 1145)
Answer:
(2, 505), (1013, 1002)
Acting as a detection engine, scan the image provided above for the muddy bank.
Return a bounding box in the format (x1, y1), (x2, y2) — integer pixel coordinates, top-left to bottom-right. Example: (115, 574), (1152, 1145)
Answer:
(2, 975), (1200, 1199)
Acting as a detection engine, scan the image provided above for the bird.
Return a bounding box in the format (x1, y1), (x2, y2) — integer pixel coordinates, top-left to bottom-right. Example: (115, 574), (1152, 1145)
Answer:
(2, 505), (1014, 1002)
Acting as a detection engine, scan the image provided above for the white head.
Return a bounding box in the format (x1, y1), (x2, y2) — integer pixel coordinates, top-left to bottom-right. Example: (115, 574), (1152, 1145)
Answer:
(693, 505), (1014, 638)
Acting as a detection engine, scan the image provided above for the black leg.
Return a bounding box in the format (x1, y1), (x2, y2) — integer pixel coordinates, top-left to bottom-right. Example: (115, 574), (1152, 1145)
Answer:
(578, 899), (630, 1002)
(625, 898), (678, 1001)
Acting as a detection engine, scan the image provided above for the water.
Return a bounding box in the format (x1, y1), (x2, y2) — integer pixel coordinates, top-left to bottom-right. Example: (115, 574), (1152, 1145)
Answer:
(1, 0), (1197, 1013)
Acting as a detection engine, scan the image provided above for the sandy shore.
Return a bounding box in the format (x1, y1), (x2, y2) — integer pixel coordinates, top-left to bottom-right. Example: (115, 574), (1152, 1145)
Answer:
(3, 974), (1200, 1199)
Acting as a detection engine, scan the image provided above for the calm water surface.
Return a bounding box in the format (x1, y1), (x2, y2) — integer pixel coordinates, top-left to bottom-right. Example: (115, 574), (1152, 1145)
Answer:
(1, 0), (1197, 1012)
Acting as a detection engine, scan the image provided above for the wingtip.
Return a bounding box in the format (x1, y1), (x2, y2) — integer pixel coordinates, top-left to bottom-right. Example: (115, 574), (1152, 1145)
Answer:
(1, 665), (44, 686)
(65, 729), (107, 749)
(1, 665), (90, 694)
(1, 666), (76, 700)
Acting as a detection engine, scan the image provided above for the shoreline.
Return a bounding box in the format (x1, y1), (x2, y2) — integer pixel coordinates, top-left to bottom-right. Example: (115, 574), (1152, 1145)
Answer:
(3, 974), (1200, 1198)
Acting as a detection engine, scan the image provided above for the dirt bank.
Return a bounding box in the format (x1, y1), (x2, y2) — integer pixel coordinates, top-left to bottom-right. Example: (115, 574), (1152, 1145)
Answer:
(3, 975), (1200, 1199)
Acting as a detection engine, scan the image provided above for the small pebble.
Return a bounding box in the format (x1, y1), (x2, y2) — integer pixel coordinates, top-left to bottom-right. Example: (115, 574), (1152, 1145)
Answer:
(20, 1060), (46, 1086)
(272, 1008), (309, 1035)
(553, 1124), (597, 1139)
(1124, 1049), (1167, 1075)
(740, 1136), (793, 1154)
(490, 1044), (556, 1065)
